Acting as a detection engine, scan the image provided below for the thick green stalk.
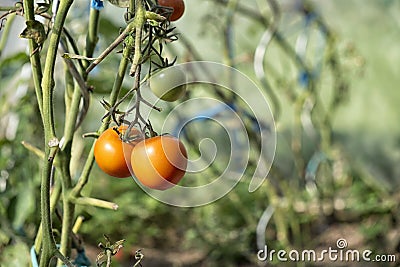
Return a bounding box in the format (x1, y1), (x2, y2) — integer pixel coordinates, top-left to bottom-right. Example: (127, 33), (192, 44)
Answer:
(39, 159), (57, 267)
(34, 179), (62, 253)
(22, 0), (45, 261)
(39, 0), (74, 266)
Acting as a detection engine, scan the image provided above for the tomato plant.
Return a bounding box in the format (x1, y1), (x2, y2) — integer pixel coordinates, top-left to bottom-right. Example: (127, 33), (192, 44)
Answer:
(94, 125), (143, 178)
(149, 67), (187, 102)
(158, 0), (185, 21)
(131, 135), (187, 190)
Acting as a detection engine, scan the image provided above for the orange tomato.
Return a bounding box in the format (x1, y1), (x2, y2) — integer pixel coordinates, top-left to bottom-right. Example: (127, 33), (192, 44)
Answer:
(131, 135), (187, 190)
(94, 125), (143, 178)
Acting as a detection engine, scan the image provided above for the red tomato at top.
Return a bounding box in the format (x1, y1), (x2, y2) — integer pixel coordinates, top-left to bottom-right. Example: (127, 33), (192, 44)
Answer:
(131, 135), (187, 190)
(94, 125), (143, 178)
(158, 0), (185, 21)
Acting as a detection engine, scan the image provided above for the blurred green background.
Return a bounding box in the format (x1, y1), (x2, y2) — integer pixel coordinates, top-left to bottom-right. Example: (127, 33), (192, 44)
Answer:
(1, 0), (399, 266)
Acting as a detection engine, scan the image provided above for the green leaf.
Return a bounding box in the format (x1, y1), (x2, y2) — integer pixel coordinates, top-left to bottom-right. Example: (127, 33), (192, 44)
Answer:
(12, 180), (36, 230)
(0, 230), (11, 247)
(0, 52), (29, 73)
(0, 241), (30, 266)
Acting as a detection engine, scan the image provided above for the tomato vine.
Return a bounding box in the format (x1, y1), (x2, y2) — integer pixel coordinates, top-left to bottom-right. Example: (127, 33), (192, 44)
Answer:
(1, 0), (186, 265)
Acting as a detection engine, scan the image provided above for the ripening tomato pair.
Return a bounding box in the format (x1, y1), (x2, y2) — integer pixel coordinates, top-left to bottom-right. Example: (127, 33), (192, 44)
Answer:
(94, 125), (187, 190)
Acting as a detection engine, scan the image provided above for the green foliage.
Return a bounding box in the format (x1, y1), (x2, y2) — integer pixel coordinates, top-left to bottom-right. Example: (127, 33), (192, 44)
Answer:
(0, 241), (31, 266)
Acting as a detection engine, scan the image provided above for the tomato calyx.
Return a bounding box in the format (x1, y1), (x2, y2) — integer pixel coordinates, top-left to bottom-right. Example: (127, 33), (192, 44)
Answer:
(113, 125), (144, 144)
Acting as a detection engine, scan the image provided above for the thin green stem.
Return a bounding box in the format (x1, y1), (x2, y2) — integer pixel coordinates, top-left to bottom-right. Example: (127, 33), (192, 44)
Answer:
(84, 7), (101, 71)
(22, 0), (47, 263)
(85, 30), (127, 74)
(72, 215), (85, 234)
(22, 0), (43, 117)
(0, 6), (21, 11)
(129, 0), (146, 76)
(0, 7), (9, 11)
(0, 12), (16, 57)
(71, 52), (130, 196)
(264, 182), (289, 246)
(41, 0), (73, 142)
(223, 0), (237, 67)
(54, 249), (75, 267)
(292, 91), (310, 177)
(129, 24), (143, 76)
(58, 78), (77, 262)
(64, 61), (75, 115)
(70, 145), (94, 196)
(58, 159), (74, 266)
(62, 84), (82, 149)
(71, 197), (119, 210)
(223, 0), (238, 104)
(85, 18), (140, 74)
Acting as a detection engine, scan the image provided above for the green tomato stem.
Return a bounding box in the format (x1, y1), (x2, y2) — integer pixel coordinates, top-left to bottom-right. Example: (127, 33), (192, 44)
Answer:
(0, 12), (15, 57)
(84, 7), (101, 71)
(22, 0), (43, 118)
(71, 197), (119, 210)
